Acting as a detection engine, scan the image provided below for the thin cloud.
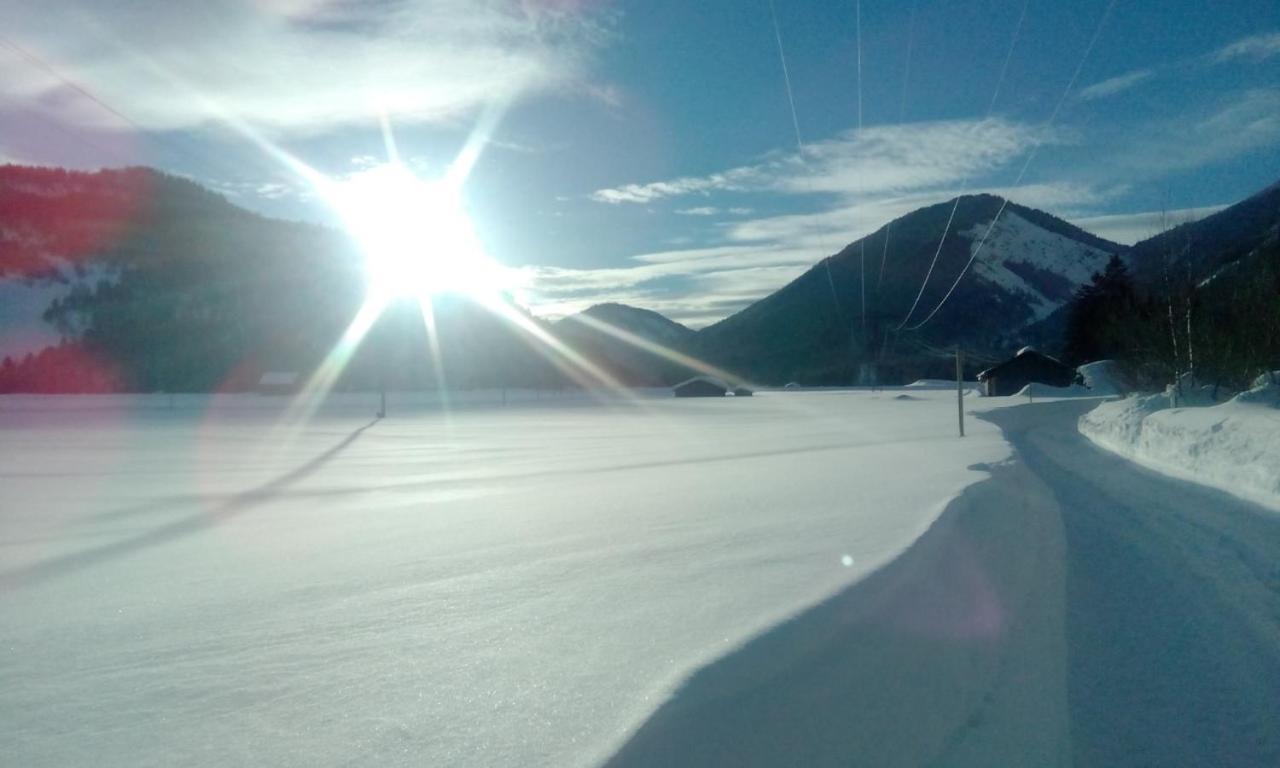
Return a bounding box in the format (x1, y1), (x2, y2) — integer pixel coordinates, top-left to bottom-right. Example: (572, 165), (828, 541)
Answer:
(525, 259), (812, 328)
(1077, 69), (1154, 101)
(0, 0), (608, 135)
(1070, 205), (1228, 245)
(672, 205), (753, 217)
(1213, 31), (1280, 63)
(591, 167), (760, 204)
(1116, 88), (1280, 175)
(590, 117), (1053, 205)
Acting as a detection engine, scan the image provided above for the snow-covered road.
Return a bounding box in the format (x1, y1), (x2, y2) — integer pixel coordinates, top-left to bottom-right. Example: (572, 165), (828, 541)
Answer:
(986, 401), (1280, 768)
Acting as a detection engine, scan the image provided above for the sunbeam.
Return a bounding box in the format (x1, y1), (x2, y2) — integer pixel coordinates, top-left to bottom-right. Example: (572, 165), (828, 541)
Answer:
(557, 312), (751, 390)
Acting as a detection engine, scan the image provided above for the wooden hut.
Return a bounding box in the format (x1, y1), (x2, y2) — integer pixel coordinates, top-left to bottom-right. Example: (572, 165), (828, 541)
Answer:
(673, 376), (729, 398)
(976, 348), (1080, 396)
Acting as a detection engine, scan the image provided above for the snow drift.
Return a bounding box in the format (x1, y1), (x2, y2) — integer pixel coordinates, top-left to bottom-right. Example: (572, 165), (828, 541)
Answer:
(1078, 374), (1280, 511)
(0, 390), (1009, 767)
(1077, 360), (1124, 396)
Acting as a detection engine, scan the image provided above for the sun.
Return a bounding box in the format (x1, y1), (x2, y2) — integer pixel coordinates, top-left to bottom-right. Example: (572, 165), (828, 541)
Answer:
(329, 162), (507, 301)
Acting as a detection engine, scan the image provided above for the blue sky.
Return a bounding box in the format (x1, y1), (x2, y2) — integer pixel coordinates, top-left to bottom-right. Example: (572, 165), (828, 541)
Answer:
(2, 0), (1279, 325)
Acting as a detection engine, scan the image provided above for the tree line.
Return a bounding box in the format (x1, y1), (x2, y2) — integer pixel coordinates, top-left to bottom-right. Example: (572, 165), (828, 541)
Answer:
(1061, 241), (1280, 394)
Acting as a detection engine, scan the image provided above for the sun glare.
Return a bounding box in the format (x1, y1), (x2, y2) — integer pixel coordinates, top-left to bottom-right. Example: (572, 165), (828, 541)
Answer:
(330, 163), (507, 300)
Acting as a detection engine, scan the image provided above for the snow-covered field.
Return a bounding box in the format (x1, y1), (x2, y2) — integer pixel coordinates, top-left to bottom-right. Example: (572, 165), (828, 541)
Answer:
(1079, 376), (1280, 512)
(0, 390), (1008, 767)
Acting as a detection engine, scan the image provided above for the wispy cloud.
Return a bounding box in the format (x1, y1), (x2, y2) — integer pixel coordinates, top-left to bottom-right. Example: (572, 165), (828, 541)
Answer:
(1070, 205), (1228, 245)
(1213, 31), (1280, 63)
(1118, 88), (1280, 174)
(0, 0), (610, 135)
(590, 169), (757, 205)
(1077, 69), (1154, 101)
(523, 255), (815, 328)
(590, 117), (1053, 205)
(674, 206), (754, 217)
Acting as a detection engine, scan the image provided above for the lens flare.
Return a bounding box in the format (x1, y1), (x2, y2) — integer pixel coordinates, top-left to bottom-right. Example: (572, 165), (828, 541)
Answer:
(327, 162), (510, 302)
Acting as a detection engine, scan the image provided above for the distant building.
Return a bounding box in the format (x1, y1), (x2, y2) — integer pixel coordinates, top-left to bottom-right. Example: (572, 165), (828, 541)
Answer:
(977, 348), (1081, 396)
(673, 376), (729, 398)
(732, 386), (754, 397)
(257, 371), (300, 395)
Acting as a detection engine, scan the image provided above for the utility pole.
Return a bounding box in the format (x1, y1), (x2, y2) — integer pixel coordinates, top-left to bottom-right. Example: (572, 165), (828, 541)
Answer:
(377, 334), (388, 419)
(956, 345), (965, 438)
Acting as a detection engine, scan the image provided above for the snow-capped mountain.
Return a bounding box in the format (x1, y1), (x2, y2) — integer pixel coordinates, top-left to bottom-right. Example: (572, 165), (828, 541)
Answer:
(961, 210), (1115, 322)
(697, 195), (1124, 383)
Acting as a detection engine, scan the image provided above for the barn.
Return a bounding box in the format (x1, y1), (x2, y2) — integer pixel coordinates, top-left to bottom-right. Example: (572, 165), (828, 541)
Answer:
(673, 376), (729, 398)
(977, 348), (1081, 396)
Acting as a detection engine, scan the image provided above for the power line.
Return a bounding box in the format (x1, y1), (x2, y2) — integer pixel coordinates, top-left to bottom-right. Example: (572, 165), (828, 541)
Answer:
(905, 0), (1117, 332)
(894, 196), (962, 331)
(856, 0), (865, 333)
(767, 0), (803, 151)
(764, 1), (849, 328)
(892, 0), (1029, 331)
(0, 34), (258, 185)
(0, 35), (147, 136)
(877, 0), (918, 294)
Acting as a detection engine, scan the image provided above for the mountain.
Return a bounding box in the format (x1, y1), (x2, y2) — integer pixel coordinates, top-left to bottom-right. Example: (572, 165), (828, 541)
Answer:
(554, 303), (698, 386)
(4, 164), (1274, 392)
(1127, 180), (1280, 286)
(562, 303), (696, 345)
(697, 194), (1124, 384)
(0, 165), (567, 392)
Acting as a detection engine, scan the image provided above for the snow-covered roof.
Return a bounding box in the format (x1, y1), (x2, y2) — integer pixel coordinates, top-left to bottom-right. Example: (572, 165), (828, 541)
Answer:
(673, 375), (728, 390)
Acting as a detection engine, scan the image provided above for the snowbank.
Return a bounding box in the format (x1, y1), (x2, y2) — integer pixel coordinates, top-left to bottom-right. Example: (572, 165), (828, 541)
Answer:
(1013, 382), (1094, 399)
(906, 379), (976, 389)
(1079, 376), (1280, 511)
(1077, 360), (1124, 396)
(906, 379), (983, 397)
(608, 457), (1070, 767)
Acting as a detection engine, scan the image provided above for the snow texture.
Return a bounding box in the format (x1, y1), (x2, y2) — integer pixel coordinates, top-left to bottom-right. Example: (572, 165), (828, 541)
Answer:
(1076, 360), (1124, 397)
(0, 390), (1008, 767)
(962, 211), (1114, 323)
(5, 388), (1280, 766)
(613, 399), (1280, 766)
(1013, 382), (1095, 399)
(982, 401), (1280, 768)
(1079, 379), (1280, 512)
(905, 379), (982, 396)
